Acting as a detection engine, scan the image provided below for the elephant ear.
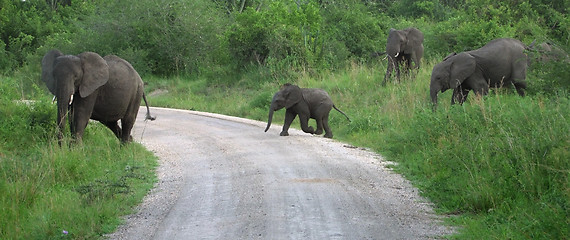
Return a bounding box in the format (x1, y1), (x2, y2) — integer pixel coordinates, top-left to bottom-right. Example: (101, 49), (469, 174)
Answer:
(403, 28), (424, 54)
(41, 49), (64, 95)
(284, 84), (303, 109)
(449, 53), (476, 89)
(78, 52), (109, 98)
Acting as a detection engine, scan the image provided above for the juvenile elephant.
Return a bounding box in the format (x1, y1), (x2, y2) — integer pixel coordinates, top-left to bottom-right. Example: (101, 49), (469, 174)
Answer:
(430, 38), (529, 109)
(41, 49), (155, 144)
(264, 83), (350, 139)
(383, 27), (424, 85)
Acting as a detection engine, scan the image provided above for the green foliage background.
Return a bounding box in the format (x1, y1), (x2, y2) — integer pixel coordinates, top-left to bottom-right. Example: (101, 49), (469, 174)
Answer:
(1, 0), (568, 239)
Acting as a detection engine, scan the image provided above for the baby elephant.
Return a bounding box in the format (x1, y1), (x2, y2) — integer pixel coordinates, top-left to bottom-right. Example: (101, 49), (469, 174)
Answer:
(264, 83), (350, 138)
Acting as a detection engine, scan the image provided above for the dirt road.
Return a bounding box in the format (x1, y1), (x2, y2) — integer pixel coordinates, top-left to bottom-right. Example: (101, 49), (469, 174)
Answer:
(107, 107), (452, 239)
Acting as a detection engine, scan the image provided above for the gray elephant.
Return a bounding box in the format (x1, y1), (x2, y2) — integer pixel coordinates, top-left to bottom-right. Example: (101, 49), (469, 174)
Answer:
(383, 27), (424, 85)
(41, 49), (155, 144)
(534, 42), (569, 63)
(430, 38), (530, 109)
(264, 83), (350, 139)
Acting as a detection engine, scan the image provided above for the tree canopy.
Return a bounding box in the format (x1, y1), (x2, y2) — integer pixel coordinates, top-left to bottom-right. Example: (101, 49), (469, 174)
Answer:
(1, 0), (567, 77)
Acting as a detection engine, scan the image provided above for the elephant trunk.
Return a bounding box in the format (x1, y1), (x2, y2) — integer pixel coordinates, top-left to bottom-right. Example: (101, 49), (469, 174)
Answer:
(55, 85), (75, 144)
(56, 96), (71, 143)
(264, 107), (274, 132)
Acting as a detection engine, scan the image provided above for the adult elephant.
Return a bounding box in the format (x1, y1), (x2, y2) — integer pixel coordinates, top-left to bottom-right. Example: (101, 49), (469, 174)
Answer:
(382, 27), (424, 85)
(264, 83), (350, 139)
(41, 49), (155, 144)
(430, 38), (529, 110)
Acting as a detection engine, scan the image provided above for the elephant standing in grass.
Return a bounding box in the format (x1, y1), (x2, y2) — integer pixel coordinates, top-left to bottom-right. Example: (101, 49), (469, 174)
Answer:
(383, 27), (424, 85)
(264, 83), (350, 139)
(41, 49), (155, 144)
(430, 38), (529, 110)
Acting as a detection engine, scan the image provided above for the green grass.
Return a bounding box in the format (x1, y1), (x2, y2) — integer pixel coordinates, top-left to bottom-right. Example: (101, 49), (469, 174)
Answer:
(143, 59), (569, 239)
(0, 77), (158, 240)
(2, 57), (567, 239)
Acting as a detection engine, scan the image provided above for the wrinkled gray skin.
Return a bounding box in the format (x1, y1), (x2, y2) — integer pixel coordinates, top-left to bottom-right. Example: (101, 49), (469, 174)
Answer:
(41, 49), (155, 144)
(430, 38), (529, 110)
(264, 84), (350, 139)
(383, 27), (424, 85)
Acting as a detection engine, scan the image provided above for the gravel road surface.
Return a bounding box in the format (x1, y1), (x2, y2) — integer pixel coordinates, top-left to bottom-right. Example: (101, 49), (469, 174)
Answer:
(107, 107), (452, 239)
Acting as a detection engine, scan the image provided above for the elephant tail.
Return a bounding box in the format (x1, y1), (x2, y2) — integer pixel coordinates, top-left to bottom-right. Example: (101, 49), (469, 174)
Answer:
(142, 92), (156, 121)
(333, 105), (351, 122)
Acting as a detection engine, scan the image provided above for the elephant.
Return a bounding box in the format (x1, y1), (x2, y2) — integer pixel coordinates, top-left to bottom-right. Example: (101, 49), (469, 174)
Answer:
(41, 49), (155, 144)
(534, 42), (569, 63)
(430, 38), (530, 110)
(382, 27), (424, 85)
(264, 83), (350, 139)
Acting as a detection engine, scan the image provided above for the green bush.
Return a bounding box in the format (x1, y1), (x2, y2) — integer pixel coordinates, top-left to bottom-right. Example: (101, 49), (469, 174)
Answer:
(224, 1), (323, 71)
(43, 0), (228, 76)
(321, 2), (385, 62)
(0, 0), (94, 73)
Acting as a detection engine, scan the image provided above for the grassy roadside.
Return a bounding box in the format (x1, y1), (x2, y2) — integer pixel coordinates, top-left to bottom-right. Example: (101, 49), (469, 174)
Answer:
(0, 77), (158, 239)
(143, 59), (569, 239)
(1, 56), (567, 239)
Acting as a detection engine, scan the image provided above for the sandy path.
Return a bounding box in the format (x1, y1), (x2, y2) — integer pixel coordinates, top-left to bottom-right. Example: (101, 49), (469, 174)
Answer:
(106, 107), (452, 239)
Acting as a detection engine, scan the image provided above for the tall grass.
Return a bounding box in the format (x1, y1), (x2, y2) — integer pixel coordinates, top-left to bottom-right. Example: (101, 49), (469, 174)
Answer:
(144, 58), (569, 239)
(0, 77), (157, 239)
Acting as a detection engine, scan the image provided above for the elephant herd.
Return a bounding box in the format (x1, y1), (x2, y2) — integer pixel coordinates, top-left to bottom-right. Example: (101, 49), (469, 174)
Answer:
(266, 29), (533, 139)
(42, 28), (533, 142)
(381, 27), (530, 110)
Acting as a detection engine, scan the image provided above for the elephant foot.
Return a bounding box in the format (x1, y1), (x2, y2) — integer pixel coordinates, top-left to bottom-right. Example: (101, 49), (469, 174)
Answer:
(280, 131), (289, 136)
(314, 129), (323, 135)
(302, 126), (315, 134)
(324, 133), (333, 138)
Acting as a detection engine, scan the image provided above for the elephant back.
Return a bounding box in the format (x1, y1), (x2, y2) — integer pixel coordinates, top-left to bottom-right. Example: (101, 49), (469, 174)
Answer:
(302, 88), (333, 106)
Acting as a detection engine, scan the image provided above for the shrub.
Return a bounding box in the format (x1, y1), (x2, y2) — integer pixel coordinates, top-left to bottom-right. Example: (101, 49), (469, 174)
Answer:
(321, 2), (384, 63)
(224, 1), (322, 71)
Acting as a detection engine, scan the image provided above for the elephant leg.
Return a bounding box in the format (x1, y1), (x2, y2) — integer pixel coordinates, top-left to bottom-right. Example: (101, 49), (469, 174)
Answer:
(280, 109), (296, 136)
(405, 57), (412, 75)
(298, 114), (315, 134)
(511, 56), (528, 97)
(383, 58), (394, 86)
(513, 81), (526, 97)
(120, 116), (137, 143)
(314, 117), (324, 135)
(322, 114), (333, 139)
(72, 95), (97, 142)
(102, 121), (122, 139)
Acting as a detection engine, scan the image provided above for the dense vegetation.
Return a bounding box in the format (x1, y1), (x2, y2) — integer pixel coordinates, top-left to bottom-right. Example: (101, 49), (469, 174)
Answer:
(1, 0), (568, 239)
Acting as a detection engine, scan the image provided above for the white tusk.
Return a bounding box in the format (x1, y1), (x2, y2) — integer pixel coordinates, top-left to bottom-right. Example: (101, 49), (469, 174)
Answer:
(395, 52), (399, 58)
(69, 94), (74, 105)
(52, 96), (56, 104)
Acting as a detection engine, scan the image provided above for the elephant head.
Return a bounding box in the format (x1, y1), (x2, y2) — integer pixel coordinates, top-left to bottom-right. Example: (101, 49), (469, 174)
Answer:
(264, 83), (302, 132)
(41, 50), (109, 142)
(386, 28), (424, 60)
(429, 53), (476, 109)
(386, 29), (407, 59)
